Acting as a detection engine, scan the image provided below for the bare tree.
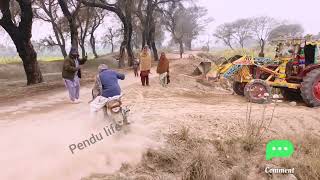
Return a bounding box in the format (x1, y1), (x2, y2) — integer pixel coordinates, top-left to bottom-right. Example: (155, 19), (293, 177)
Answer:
(162, 3), (186, 58)
(89, 8), (105, 58)
(0, 0), (43, 85)
(58, 0), (81, 51)
(34, 0), (68, 57)
(314, 32), (320, 39)
(79, 0), (134, 67)
(251, 16), (278, 57)
(163, 3), (204, 58)
(77, 6), (92, 59)
(181, 6), (209, 50)
(136, 0), (182, 61)
(213, 23), (235, 50)
(205, 35), (211, 52)
(131, 15), (143, 50)
(104, 27), (121, 53)
(154, 24), (165, 48)
(268, 24), (304, 41)
(231, 18), (252, 48)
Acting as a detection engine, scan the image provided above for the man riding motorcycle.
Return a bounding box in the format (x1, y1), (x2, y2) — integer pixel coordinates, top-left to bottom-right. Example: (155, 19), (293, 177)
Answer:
(91, 64), (129, 125)
(92, 64), (125, 98)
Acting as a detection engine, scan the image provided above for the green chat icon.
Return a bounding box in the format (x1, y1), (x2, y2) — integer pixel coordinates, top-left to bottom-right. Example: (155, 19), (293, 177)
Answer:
(266, 140), (294, 160)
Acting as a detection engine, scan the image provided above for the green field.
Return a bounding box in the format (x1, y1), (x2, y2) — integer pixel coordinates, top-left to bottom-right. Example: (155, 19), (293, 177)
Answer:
(0, 56), (64, 64)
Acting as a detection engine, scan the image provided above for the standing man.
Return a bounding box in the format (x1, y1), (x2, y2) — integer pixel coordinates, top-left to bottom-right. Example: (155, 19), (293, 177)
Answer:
(139, 46), (152, 86)
(62, 47), (87, 103)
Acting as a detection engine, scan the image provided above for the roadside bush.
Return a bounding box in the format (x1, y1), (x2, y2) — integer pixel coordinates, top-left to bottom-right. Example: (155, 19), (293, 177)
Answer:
(240, 101), (277, 152)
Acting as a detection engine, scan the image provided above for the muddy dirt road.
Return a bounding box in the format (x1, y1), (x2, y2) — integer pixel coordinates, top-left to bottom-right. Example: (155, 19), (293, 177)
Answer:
(1, 57), (320, 180)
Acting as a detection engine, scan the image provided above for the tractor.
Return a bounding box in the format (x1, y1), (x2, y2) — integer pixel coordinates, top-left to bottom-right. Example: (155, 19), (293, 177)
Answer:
(220, 38), (320, 107)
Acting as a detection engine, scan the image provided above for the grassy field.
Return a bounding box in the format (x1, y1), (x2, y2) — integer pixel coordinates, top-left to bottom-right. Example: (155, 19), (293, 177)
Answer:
(0, 56), (64, 64)
(210, 46), (276, 59)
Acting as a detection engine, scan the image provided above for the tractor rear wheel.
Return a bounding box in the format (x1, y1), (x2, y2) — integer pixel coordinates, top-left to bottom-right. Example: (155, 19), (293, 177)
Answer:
(301, 69), (320, 107)
(233, 81), (246, 96)
(244, 79), (271, 104)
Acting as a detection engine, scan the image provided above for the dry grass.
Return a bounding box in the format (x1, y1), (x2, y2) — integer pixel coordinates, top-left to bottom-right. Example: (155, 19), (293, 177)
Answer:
(82, 126), (235, 179)
(280, 134), (320, 180)
(139, 127), (249, 180)
(82, 123), (319, 180)
(142, 147), (182, 173)
(182, 148), (220, 180)
(240, 101), (277, 152)
(210, 46), (276, 60)
(229, 168), (247, 180)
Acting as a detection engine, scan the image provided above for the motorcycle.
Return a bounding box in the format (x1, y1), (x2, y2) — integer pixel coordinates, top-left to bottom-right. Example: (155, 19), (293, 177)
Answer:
(91, 90), (130, 128)
(102, 96), (130, 127)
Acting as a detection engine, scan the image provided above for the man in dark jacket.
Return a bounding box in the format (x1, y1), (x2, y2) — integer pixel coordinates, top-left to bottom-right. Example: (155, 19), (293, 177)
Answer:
(62, 48), (87, 103)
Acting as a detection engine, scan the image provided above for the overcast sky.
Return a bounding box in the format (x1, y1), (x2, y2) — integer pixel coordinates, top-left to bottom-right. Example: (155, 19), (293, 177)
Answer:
(1, 0), (320, 48)
(199, 0), (320, 35)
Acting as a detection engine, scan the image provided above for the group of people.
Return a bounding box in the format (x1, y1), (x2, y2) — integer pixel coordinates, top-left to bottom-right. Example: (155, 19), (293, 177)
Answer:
(135, 45), (170, 87)
(62, 45), (170, 103)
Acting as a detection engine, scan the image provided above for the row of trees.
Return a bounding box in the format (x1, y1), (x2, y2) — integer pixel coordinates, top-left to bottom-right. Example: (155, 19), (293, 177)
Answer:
(214, 16), (304, 57)
(0, 0), (208, 85)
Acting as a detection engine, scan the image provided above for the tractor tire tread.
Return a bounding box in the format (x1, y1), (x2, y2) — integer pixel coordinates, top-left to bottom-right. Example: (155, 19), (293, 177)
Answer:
(301, 69), (320, 107)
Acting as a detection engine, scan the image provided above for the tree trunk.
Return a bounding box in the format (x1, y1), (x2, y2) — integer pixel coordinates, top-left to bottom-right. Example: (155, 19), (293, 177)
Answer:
(259, 38), (265, 57)
(51, 22), (67, 57)
(0, 0), (43, 85)
(148, 17), (158, 61)
(12, 33), (43, 85)
(143, 1), (159, 61)
(21, 46), (43, 85)
(185, 39), (192, 51)
(70, 19), (79, 51)
(141, 29), (147, 48)
(228, 44), (234, 50)
(179, 39), (184, 59)
(59, 45), (67, 58)
(90, 33), (98, 58)
(133, 32), (139, 50)
(79, 0), (133, 66)
(151, 41), (158, 61)
(60, 43), (67, 57)
(119, 40), (126, 68)
(58, 0), (79, 51)
(80, 44), (86, 59)
(124, 0), (134, 66)
(126, 25), (134, 66)
(240, 41), (244, 49)
(53, 27), (67, 57)
(111, 41), (114, 53)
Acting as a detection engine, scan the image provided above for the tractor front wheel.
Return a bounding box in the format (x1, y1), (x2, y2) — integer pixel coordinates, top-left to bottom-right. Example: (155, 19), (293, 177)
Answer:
(301, 69), (320, 107)
(244, 79), (271, 104)
(233, 81), (246, 96)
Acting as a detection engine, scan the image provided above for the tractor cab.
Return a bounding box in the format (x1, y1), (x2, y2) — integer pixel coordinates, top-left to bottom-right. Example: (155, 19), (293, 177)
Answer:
(272, 37), (320, 80)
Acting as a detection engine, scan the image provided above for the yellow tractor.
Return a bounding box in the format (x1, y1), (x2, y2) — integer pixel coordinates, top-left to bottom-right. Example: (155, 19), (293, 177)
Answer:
(218, 38), (320, 107)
